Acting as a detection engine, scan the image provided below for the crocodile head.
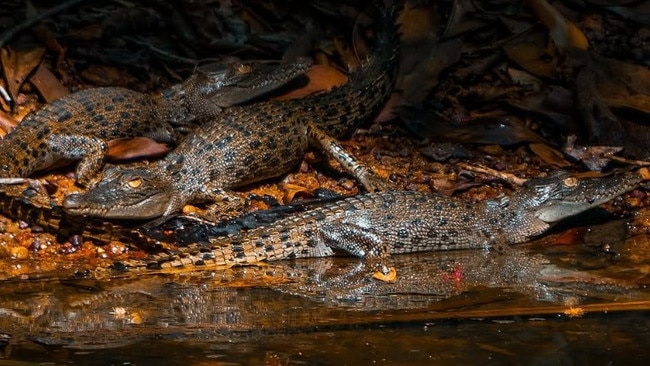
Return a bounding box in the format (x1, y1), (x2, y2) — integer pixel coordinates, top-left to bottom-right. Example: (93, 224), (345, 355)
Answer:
(499, 169), (644, 244)
(63, 165), (180, 220)
(188, 57), (313, 107)
(162, 57), (312, 114)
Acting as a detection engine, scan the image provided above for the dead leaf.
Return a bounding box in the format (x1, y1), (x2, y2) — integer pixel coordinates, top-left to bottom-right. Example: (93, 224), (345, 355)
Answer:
(563, 135), (622, 171)
(281, 183), (313, 203)
(399, 38), (464, 106)
(529, 143), (572, 167)
(24, 0), (65, 55)
(0, 109), (18, 135)
(107, 137), (171, 161)
(507, 85), (574, 129)
(29, 63), (69, 103)
(375, 92), (400, 122)
(444, 0), (487, 38)
(526, 0), (589, 50)
(272, 64), (347, 101)
(595, 56), (650, 114)
(503, 41), (557, 78)
(0, 47), (46, 103)
(398, 3), (440, 44)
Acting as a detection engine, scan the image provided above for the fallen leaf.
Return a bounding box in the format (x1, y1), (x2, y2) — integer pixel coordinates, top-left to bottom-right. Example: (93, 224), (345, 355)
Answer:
(0, 109), (18, 135)
(526, 0), (589, 50)
(372, 267), (397, 282)
(375, 92), (400, 122)
(529, 143), (572, 167)
(503, 41), (557, 78)
(0, 47), (46, 103)
(281, 183), (313, 203)
(107, 137), (171, 161)
(563, 135), (622, 171)
(29, 63), (69, 103)
(272, 64), (347, 100)
(397, 3), (440, 43)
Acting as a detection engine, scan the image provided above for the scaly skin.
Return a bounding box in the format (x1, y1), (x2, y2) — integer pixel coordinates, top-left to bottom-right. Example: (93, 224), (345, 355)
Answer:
(0, 58), (311, 186)
(0, 170), (642, 273)
(139, 170), (643, 270)
(62, 5), (401, 219)
(0, 184), (150, 246)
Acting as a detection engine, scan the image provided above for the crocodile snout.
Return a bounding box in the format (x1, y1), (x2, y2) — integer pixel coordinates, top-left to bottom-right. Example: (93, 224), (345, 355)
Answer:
(62, 193), (82, 209)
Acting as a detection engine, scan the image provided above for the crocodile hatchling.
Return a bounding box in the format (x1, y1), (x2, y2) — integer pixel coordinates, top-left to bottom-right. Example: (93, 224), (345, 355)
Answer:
(63, 4), (401, 220)
(134, 169), (646, 271)
(0, 58), (311, 186)
(0, 168), (644, 273)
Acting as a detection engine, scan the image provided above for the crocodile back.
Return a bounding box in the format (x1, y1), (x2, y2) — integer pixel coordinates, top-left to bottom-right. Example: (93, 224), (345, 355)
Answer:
(296, 4), (401, 138)
(0, 87), (173, 178)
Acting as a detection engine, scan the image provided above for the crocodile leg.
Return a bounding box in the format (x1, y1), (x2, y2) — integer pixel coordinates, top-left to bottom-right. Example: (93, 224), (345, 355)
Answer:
(318, 219), (395, 278)
(307, 122), (387, 192)
(47, 134), (109, 187)
(193, 184), (246, 221)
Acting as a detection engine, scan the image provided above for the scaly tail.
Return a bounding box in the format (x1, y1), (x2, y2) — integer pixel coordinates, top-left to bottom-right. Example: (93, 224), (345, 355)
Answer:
(305, 1), (402, 137)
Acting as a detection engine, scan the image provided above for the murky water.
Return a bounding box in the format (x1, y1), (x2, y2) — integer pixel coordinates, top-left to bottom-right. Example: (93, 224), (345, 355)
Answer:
(4, 309), (650, 365)
(2, 218), (650, 365)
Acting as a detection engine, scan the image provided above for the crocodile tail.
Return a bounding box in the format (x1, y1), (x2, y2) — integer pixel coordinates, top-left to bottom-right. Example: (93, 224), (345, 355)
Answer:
(308, 1), (402, 137)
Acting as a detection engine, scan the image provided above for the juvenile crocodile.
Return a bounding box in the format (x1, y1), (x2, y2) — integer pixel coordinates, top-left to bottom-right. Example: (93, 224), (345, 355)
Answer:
(0, 58), (311, 186)
(62, 4), (401, 219)
(140, 169), (644, 270)
(0, 183), (152, 246)
(0, 169), (643, 276)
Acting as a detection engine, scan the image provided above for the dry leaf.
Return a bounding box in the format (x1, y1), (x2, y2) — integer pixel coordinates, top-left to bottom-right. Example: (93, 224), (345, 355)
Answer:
(526, 0), (589, 50)
(529, 143), (572, 167)
(281, 183), (313, 203)
(0, 47), (46, 102)
(29, 63), (69, 103)
(273, 64), (347, 101)
(107, 137), (171, 161)
(503, 41), (557, 78)
(0, 109), (18, 135)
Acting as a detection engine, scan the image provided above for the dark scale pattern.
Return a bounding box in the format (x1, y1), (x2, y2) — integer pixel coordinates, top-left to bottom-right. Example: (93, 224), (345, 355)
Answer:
(1, 57), (311, 184)
(0, 87), (174, 182)
(64, 5), (402, 219)
(148, 171), (646, 268)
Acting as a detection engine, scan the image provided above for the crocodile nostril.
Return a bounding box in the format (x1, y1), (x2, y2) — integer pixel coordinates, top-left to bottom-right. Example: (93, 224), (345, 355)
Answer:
(62, 194), (82, 209)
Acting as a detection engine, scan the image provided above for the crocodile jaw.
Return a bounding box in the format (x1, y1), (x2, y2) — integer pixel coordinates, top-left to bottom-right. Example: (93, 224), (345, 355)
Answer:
(62, 165), (181, 220)
(63, 191), (173, 220)
(531, 170), (643, 224)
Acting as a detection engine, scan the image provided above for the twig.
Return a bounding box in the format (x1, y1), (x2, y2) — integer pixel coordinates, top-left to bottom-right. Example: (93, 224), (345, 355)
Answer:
(607, 154), (650, 167)
(0, 0), (89, 48)
(0, 178), (47, 186)
(456, 162), (528, 186)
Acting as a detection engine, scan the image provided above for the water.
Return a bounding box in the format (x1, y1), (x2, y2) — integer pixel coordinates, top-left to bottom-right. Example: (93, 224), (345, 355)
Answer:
(2, 218), (650, 365)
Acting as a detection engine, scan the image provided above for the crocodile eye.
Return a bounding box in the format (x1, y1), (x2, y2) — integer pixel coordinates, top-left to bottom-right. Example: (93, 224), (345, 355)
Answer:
(236, 64), (252, 74)
(126, 177), (142, 189)
(563, 177), (578, 187)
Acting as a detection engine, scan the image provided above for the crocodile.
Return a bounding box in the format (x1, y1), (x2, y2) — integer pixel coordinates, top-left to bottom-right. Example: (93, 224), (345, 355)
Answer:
(62, 4), (401, 220)
(0, 183), (153, 247)
(0, 169), (643, 277)
(0, 58), (311, 186)
(137, 169), (645, 271)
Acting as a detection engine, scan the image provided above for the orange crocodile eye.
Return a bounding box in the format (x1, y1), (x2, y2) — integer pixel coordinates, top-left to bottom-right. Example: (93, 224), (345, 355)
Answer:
(563, 177), (578, 187)
(236, 64), (252, 74)
(126, 177), (142, 189)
